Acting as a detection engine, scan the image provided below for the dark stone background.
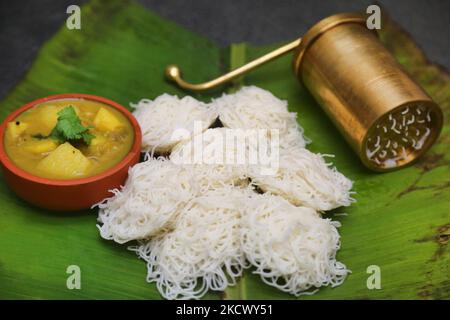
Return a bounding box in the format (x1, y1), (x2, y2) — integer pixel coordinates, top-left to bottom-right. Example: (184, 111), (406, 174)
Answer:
(1, 0), (449, 99)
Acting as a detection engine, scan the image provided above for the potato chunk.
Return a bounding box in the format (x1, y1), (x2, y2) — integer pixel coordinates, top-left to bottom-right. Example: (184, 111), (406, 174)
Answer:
(37, 105), (82, 135)
(90, 135), (107, 147)
(37, 105), (60, 135)
(88, 135), (108, 154)
(24, 139), (58, 154)
(6, 121), (29, 140)
(37, 142), (91, 179)
(93, 108), (123, 132)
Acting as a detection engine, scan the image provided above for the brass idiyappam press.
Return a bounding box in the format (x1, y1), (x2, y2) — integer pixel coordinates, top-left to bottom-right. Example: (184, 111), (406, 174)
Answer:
(165, 13), (443, 172)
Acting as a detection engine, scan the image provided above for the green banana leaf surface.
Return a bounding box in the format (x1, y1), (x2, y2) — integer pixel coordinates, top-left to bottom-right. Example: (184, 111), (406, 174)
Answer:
(0, 0), (448, 300)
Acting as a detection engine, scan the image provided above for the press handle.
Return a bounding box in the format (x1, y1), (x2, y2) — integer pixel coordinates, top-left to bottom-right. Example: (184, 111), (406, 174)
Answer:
(165, 39), (301, 92)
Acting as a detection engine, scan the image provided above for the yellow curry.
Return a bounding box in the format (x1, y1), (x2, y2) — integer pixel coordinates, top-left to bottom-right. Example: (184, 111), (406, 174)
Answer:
(4, 99), (134, 180)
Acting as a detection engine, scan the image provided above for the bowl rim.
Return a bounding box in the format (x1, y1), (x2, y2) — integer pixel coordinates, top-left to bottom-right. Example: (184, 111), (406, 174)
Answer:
(0, 93), (142, 186)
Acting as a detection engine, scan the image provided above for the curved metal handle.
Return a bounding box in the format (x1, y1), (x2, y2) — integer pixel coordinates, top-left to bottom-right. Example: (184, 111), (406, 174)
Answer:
(165, 38), (301, 92)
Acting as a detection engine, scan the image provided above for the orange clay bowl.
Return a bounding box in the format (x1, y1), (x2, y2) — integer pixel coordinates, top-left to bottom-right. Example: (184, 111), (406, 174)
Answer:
(0, 94), (142, 211)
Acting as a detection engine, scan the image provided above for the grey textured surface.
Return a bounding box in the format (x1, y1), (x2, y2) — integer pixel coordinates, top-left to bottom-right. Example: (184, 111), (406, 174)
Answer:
(0, 0), (449, 99)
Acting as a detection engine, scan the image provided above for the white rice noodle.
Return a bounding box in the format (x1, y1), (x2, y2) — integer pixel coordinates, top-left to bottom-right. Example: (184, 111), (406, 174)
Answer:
(132, 187), (253, 300)
(96, 158), (198, 244)
(96, 88), (355, 299)
(241, 193), (349, 296)
(132, 94), (218, 153)
(185, 164), (249, 194)
(170, 128), (250, 191)
(213, 86), (308, 149)
(250, 148), (354, 211)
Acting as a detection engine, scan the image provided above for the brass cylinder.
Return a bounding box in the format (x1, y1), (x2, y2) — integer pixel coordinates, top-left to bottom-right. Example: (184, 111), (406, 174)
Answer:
(293, 13), (443, 171)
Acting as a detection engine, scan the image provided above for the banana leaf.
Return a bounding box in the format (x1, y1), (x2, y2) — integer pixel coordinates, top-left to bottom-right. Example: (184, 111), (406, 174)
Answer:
(0, 0), (448, 300)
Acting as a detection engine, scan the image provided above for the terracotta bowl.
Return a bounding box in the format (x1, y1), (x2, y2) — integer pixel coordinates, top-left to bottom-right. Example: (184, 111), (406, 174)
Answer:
(0, 94), (142, 211)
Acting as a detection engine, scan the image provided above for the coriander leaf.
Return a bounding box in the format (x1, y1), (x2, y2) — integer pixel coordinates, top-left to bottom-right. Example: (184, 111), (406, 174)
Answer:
(81, 132), (95, 145)
(49, 106), (95, 145)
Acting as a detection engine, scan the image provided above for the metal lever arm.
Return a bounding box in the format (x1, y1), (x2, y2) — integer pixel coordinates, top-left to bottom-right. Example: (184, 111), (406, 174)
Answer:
(165, 38), (301, 92)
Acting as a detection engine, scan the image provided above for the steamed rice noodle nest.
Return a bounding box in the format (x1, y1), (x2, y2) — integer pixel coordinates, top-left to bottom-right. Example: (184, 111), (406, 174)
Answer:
(213, 86), (308, 149)
(132, 94), (217, 153)
(131, 187), (253, 300)
(170, 128), (254, 189)
(97, 153), (247, 244)
(249, 148), (354, 211)
(97, 158), (198, 244)
(98, 85), (354, 299)
(241, 193), (349, 296)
